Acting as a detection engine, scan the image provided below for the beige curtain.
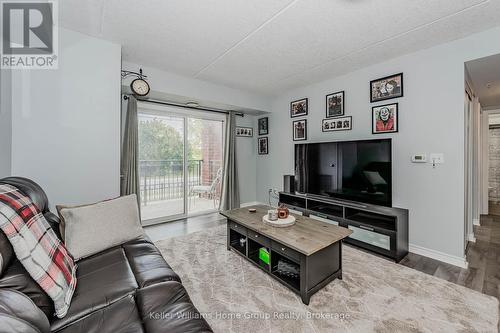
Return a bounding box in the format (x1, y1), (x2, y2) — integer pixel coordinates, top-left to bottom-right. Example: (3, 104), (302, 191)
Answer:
(121, 96), (140, 207)
(220, 112), (240, 210)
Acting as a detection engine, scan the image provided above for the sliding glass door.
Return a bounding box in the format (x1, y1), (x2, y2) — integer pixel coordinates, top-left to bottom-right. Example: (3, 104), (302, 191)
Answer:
(187, 118), (224, 214)
(138, 104), (224, 225)
(138, 113), (185, 221)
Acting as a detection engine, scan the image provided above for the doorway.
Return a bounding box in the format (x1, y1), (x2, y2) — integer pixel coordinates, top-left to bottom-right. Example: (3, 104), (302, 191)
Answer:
(137, 103), (225, 225)
(464, 53), (500, 227)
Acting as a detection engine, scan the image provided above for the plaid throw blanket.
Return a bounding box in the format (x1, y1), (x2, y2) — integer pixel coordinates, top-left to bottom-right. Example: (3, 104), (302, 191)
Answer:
(0, 184), (77, 318)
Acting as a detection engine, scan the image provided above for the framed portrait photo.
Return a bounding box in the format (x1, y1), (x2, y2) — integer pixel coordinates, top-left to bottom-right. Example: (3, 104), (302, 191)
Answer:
(326, 91), (344, 118)
(372, 103), (398, 134)
(322, 116), (352, 132)
(258, 117), (269, 135)
(258, 137), (268, 155)
(290, 98), (308, 118)
(370, 73), (403, 103)
(293, 119), (307, 141)
(235, 126), (253, 137)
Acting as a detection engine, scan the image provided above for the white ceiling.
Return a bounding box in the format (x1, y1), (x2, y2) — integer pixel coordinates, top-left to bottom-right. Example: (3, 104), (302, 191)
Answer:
(466, 53), (500, 108)
(60, 0), (500, 96)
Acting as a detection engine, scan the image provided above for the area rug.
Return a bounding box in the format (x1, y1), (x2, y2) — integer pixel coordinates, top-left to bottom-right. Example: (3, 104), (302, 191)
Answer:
(155, 226), (498, 333)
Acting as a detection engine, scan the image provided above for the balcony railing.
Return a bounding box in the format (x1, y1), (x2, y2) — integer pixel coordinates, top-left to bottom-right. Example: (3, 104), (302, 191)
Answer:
(139, 159), (220, 205)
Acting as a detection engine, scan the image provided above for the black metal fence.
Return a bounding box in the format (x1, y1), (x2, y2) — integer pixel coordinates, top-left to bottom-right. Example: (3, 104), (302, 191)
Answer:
(139, 159), (203, 205)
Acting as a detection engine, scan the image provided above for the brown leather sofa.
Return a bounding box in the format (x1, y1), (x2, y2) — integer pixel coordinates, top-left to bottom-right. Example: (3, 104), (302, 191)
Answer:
(0, 177), (212, 333)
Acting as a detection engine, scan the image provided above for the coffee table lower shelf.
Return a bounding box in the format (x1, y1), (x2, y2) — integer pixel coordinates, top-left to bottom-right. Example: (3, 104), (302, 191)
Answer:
(226, 220), (343, 305)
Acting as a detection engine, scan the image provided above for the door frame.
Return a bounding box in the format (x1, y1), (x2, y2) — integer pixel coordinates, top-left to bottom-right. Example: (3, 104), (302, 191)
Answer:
(464, 91), (473, 249)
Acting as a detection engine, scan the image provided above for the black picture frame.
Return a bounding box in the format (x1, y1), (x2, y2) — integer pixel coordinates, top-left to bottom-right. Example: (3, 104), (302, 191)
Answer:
(372, 103), (399, 134)
(290, 98), (308, 118)
(322, 116), (352, 132)
(325, 91), (345, 118)
(258, 117), (269, 135)
(370, 73), (403, 103)
(292, 119), (307, 141)
(235, 126), (253, 137)
(258, 137), (269, 155)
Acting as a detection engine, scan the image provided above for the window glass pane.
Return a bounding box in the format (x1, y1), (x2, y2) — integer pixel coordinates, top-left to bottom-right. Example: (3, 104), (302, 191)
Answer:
(187, 118), (224, 214)
(138, 113), (185, 221)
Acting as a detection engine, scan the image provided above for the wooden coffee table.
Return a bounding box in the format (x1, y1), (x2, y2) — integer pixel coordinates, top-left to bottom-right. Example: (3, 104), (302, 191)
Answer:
(221, 205), (352, 305)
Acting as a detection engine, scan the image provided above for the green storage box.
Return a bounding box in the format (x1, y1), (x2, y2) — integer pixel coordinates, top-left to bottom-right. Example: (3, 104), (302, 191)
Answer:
(259, 247), (270, 265)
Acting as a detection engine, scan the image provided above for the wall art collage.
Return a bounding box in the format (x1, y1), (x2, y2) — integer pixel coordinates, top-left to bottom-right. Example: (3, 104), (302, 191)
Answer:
(245, 72), (403, 155)
(289, 72), (403, 140)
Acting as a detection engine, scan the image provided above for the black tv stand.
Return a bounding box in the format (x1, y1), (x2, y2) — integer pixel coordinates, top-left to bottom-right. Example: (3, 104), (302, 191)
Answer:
(279, 192), (408, 262)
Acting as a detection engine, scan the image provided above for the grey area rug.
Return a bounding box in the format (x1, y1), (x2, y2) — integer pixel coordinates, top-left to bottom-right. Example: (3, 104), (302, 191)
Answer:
(155, 226), (498, 333)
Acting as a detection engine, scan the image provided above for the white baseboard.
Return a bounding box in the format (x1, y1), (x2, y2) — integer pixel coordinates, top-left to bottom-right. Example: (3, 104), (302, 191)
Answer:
(409, 244), (468, 269)
(473, 218), (480, 226)
(240, 201), (264, 208)
(467, 233), (476, 243)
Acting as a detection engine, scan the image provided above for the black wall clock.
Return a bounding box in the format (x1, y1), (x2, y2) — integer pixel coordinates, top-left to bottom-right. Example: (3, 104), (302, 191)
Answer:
(131, 78), (150, 96)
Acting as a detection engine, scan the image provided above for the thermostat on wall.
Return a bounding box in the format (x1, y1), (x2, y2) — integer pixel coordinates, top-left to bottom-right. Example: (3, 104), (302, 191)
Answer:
(411, 154), (427, 163)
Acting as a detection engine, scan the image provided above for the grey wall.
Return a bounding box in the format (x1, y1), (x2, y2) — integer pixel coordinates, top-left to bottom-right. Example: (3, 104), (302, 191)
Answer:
(236, 115), (257, 204)
(10, 28), (122, 208)
(257, 26), (500, 263)
(0, 68), (12, 178)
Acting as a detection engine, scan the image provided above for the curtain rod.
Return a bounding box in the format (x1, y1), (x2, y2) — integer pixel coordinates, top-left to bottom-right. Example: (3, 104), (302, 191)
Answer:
(123, 94), (244, 117)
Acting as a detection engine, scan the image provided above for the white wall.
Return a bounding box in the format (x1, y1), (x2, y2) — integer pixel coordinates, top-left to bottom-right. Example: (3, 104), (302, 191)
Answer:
(257, 26), (500, 265)
(0, 68), (12, 178)
(10, 28), (121, 208)
(488, 112), (500, 125)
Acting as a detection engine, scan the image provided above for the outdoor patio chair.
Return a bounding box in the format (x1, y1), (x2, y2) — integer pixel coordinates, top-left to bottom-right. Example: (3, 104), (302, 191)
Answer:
(189, 168), (223, 209)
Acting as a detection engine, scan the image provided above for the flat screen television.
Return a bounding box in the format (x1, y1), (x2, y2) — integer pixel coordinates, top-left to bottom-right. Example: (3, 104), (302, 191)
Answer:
(294, 139), (392, 207)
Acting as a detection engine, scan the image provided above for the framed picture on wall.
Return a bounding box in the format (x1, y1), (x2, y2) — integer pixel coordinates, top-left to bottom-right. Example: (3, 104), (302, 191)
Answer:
(370, 73), (403, 103)
(290, 98), (308, 117)
(372, 103), (398, 134)
(236, 127), (253, 137)
(322, 116), (352, 132)
(258, 117), (269, 135)
(293, 119), (307, 141)
(258, 137), (269, 155)
(326, 91), (344, 117)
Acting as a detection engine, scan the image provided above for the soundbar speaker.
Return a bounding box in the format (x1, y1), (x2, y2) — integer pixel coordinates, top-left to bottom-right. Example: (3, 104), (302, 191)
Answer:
(283, 175), (295, 193)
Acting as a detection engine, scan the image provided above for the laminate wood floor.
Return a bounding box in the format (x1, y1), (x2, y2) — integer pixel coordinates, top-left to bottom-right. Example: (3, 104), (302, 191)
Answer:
(144, 212), (226, 242)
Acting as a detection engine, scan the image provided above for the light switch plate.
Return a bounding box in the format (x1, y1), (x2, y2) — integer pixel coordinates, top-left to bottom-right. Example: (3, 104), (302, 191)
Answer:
(430, 153), (444, 164)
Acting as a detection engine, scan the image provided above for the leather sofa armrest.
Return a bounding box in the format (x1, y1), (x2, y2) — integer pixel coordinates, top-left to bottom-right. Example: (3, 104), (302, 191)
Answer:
(0, 289), (50, 333)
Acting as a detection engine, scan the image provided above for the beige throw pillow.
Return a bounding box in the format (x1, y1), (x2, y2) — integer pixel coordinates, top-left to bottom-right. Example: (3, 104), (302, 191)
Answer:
(57, 194), (144, 261)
